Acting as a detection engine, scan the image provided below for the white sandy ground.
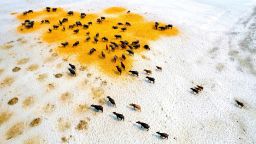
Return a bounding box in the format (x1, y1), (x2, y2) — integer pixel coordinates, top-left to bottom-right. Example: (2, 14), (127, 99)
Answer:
(0, 0), (256, 143)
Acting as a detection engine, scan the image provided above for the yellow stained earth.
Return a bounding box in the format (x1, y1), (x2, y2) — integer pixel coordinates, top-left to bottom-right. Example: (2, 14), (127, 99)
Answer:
(16, 7), (179, 77)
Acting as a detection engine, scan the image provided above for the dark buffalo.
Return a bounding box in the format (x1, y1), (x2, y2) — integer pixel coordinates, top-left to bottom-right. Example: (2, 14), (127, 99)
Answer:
(91, 105), (103, 112)
(113, 112), (124, 121)
(136, 121), (150, 131)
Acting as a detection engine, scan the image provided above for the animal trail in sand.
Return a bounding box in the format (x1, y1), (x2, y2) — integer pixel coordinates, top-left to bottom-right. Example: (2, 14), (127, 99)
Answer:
(16, 7), (179, 77)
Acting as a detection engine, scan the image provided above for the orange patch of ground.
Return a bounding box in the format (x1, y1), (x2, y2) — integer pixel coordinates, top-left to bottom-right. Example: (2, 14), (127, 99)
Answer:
(104, 7), (127, 14)
(16, 7), (179, 77)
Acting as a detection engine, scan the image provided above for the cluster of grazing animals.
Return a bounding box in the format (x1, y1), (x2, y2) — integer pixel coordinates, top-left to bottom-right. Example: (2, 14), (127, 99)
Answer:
(113, 112), (124, 121)
(146, 76), (155, 84)
(89, 48), (96, 55)
(67, 11), (74, 15)
(156, 132), (169, 139)
(72, 41), (79, 47)
(80, 13), (86, 18)
(129, 70), (139, 76)
(129, 103), (141, 111)
(144, 69), (152, 75)
(91, 104), (103, 112)
(20, 9), (169, 77)
(128, 66), (161, 83)
(23, 10), (33, 15)
(107, 96), (116, 106)
(68, 63), (76, 76)
(88, 96), (167, 139)
(22, 20), (34, 28)
(61, 42), (68, 47)
(136, 121), (150, 131)
(116, 66), (122, 74)
(190, 85), (204, 94)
